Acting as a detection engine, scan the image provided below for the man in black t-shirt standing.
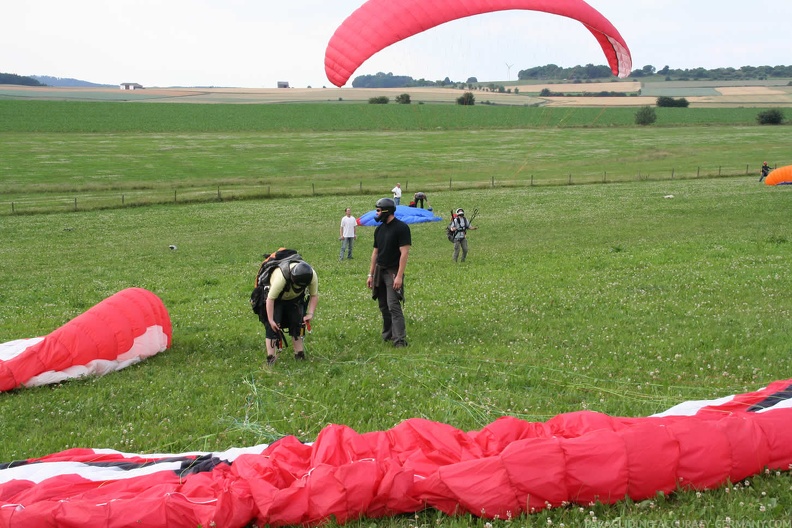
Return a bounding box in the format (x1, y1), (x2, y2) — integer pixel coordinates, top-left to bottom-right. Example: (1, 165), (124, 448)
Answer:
(367, 198), (412, 348)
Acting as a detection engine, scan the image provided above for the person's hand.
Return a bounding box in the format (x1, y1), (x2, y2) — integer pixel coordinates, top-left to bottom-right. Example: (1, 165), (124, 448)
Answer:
(269, 320), (280, 331)
(393, 274), (403, 291)
(339, 236), (343, 241)
(366, 276), (373, 289)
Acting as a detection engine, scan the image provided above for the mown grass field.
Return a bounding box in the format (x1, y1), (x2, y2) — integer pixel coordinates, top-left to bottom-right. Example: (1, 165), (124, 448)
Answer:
(1, 100), (791, 526)
(1, 101), (789, 215)
(0, 100), (775, 133)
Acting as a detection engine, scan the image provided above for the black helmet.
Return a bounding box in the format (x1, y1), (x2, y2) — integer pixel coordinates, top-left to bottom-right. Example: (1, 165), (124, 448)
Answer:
(290, 261), (314, 287)
(375, 197), (396, 221)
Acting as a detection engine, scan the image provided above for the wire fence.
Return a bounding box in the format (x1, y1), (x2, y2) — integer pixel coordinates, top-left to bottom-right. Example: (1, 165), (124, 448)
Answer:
(2, 163), (779, 216)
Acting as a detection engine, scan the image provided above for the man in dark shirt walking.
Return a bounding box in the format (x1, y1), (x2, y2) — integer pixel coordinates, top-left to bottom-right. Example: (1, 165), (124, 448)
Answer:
(367, 198), (411, 348)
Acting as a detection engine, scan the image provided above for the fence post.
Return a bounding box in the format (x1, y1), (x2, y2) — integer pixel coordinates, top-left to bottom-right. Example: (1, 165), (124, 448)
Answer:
(746, 164), (749, 175)
(718, 166), (721, 176)
(568, 174), (572, 185)
(174, 190), (177, 203)
(491, 176), (494, 188)
(530, 175), (534, 187)
(603, 171), (606, 183)
(217, 186), (221, 201)
(697, 167), (700, 178)
(11, 202), (14, 214)
(74, 197), (77, 211)
(449, 177), (452, 190)
(360, 181), (362, 192)
(312, 183), (315, 196)
(671, 168), (675, 179)
(122, 194), (125, 205)
(268, 185), (271, 196)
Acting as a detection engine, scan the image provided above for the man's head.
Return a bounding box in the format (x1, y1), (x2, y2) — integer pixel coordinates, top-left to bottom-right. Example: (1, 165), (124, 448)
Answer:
(764, 161), (768, 165)
(456, 208), (465, 216)
(291, 261), (314, 287)
(375, 197), (396, 222)
(345, 208), (352, 216)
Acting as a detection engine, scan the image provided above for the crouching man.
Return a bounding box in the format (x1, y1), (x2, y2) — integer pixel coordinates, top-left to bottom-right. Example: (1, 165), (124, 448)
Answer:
(265, 261), (318, 365)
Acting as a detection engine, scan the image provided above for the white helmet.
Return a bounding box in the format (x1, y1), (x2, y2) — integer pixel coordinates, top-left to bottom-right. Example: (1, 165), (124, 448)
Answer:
(456, 208), (465, 216)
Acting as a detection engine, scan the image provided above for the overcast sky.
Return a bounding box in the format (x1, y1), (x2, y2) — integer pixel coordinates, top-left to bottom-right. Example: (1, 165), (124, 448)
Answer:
(4, 0), (791, 88)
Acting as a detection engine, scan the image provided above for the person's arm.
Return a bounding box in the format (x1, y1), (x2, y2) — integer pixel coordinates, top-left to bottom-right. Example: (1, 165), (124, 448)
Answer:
(304, 295), (318, 323)
(393, 245), (410, 290)
(266, 297), (278, 331)
(340, 220), (344, 239)
(353, 222), (357, 239)
(367, 248), (378, 289)
(266, 269), (286, 330)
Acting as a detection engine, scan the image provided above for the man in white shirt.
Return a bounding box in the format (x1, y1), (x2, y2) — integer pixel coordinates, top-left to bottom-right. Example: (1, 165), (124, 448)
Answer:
(339, 207), (357, 260)
(391, 183), (402, 205)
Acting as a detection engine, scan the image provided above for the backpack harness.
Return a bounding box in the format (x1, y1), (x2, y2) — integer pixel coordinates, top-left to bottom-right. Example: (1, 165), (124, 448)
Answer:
(250, 248), (308, 316)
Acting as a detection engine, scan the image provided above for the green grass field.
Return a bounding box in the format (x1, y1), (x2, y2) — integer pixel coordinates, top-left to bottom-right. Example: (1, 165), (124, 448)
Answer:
(1, 100), (791, 526)
(1, 101), (789, 215)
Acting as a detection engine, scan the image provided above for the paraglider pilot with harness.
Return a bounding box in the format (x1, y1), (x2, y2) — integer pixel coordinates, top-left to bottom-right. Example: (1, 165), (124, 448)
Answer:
(449, 208), (478, 262)
(760, 161), (771, 182)
(251, 250), (319, 366)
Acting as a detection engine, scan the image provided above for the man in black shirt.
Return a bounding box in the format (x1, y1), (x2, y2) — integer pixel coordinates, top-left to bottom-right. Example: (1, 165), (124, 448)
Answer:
(367, 198), (412, 348)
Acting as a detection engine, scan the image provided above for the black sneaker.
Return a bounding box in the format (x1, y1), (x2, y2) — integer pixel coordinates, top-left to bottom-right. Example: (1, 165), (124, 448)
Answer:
(393, 339), (408, 348)
(266, 355), (277, 366)
(294, 351), (306, 360)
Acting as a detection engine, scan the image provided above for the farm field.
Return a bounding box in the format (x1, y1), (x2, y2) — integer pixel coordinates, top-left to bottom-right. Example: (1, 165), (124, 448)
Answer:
(1, 96), (791, 526)
(3, 78), (792, 107)
(2, 178), (792, 526)
(1, 99), (790, 216)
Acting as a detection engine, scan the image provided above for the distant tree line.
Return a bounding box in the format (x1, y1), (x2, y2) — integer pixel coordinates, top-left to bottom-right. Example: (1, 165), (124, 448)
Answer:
(353, 64), (792, 90)
(520, 64), (614, 80)
(0, 73), (43, 86)
(520, 63), (792, 81)
(352, 72), (468, 88)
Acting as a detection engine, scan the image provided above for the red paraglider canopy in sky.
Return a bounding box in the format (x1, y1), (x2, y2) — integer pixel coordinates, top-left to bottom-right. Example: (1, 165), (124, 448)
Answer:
(325, 0), (633, 87)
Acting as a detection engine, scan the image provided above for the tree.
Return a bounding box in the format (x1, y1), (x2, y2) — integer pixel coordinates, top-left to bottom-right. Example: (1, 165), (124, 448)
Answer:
(368, 96), (389, 104)
(642, 65), (656, 76)
(466, 77), (478, 84)
(457, 92), (475, 106)
(635, 106), (657, 126)
(756, 108), (785, 125)
(656, 96), (689, 108)
(395, 93), (411, 104)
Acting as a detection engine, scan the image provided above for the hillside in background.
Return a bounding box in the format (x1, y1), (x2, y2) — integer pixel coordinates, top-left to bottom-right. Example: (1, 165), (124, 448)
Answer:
(31, 76), (113, 87)
(0, 73), (42, 86)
